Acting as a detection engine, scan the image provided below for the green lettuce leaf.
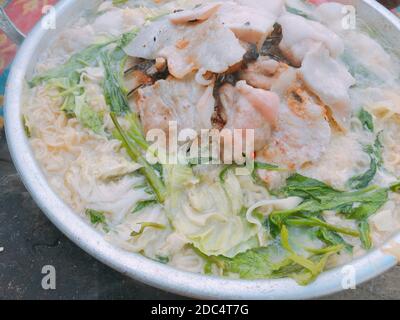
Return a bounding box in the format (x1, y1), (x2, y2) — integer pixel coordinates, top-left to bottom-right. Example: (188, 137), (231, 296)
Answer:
(358, 108), (374, 132)
(316, 228), (353, 253)
(358, 220), (372, 249)
(275, 174), (388, 222)
(269, 174), (388, 248)
(74, 95), (104, 133)
(29, 41), (113, 87)
(347, 133), (383, 190)
(204, 225), (342, 285)
(111, 113), (166, 203)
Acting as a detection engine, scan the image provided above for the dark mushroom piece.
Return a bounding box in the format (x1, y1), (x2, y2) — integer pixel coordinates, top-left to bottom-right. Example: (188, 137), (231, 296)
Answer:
(125, 58), (170, 97)
(260, 23), (295, 67)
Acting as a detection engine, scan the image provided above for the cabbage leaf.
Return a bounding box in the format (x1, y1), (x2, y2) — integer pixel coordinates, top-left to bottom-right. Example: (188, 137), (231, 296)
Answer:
(164, 165), (259, 257)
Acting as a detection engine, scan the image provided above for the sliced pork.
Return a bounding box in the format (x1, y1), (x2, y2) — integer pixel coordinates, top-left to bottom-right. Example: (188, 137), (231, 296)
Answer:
(260, 88), (331, 170)
(124, 16), (246, 79)
(216, 1), (277, 46)
(278, 13), (344, 66)
(300, 45), (355, 130)
(169, 2), (222, 24)
(239, 56), (288, 90)
(220, 80), (280, 151)
(136, 75), (215, 134)
(168, 0), (284, 46)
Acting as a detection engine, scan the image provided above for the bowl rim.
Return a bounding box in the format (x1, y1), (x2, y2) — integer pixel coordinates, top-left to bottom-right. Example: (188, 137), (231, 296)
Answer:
(4, 0), (400, 299)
